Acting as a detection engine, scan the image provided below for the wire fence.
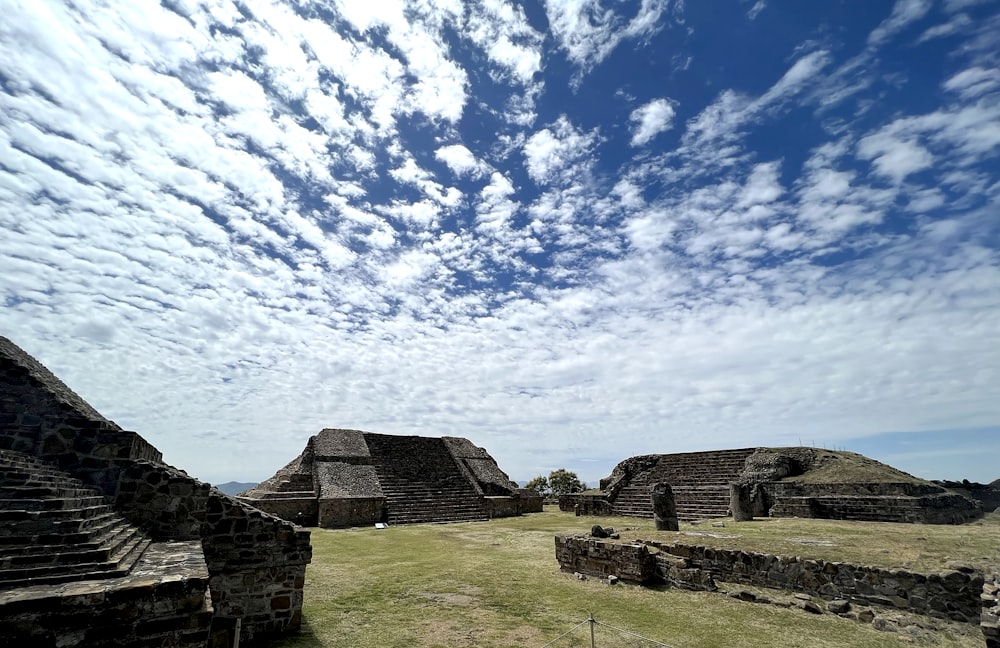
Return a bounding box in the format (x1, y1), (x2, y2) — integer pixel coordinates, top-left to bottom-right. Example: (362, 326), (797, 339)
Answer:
(538, 613), (674, 648)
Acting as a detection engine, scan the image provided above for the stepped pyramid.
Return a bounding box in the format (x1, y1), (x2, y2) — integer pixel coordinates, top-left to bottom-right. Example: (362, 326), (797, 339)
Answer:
(606, 448), (757, 521)
(241, 428), (539, 527)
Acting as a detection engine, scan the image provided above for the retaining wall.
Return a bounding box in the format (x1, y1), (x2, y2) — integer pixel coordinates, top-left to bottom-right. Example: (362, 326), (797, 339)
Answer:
(559, 493), (612, 515)
(555, 535), (985, 625)
(764, 482), (982, 524)
(317, 497), (384, 528)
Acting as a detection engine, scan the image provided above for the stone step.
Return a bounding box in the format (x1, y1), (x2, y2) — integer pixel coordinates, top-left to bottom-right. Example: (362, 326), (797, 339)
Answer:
(0, 526), (143, 569)
(0, 470), (85, 486)
(0, 508), (119, 539)
(0, 536), (151, 589)
(0, 496), (107, 512)
(0, 520), (133, 557)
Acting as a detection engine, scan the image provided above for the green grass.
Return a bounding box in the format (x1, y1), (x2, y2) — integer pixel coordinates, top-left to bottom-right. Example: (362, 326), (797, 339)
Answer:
(624, 512), (1000, 574)
(273, 508), (994, 648)
(785, 448), (928, 484)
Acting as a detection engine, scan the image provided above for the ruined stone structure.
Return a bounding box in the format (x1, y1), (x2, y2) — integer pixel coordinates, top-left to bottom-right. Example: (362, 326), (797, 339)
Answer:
(569, 447), (983, 524)
(0, 337), (311, 647)
(240, 428), (541, 527)
(555, 535), (996, 643)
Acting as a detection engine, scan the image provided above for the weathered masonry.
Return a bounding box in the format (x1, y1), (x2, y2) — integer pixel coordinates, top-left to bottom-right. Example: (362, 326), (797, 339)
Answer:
(240, 428), (542, 527)
(564, 447), (983, 524)
(555, 535), (998, 646)
(0, 336), (311, 647)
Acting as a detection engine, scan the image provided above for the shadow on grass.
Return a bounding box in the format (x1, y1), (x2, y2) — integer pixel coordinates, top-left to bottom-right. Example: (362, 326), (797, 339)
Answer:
(270, 619), (325, 648)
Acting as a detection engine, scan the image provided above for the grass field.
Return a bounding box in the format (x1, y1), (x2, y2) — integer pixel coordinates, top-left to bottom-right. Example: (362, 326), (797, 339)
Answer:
(273, 508), (996, 648)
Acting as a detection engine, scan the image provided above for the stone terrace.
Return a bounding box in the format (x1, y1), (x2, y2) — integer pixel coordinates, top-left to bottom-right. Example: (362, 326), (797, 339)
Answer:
(364, 434), (488, 525)
(609, 449), (756, 520)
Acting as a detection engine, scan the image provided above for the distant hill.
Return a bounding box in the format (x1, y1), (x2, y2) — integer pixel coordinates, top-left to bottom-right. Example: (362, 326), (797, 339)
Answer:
(216, 481), (258, 496)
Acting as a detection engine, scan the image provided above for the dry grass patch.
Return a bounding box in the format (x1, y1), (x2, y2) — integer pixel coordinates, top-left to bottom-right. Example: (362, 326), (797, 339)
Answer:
(273, 508), (993, 648)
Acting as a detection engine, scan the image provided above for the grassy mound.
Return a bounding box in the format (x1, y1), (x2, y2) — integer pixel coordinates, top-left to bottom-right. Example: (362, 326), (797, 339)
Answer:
(772, 447), (927, 484)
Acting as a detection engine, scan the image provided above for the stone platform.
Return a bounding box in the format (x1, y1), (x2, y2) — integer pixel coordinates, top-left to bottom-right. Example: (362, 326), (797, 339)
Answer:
(0, 540), (211, 647)
(241, 428), (541, 527)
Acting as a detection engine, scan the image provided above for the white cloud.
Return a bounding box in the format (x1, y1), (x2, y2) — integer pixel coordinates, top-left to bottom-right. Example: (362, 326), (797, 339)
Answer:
(1, 0), (998, 490)
(435, 144), (485, 177)
(868, 0), (933, 47)
(544, 0), (669, 76)
(747, 1), (766, 20)
(857, 132), (934, 183)
(944, 66), (1000, 99)
(629, 98), (677, 147)
(522, 115), (598, 185)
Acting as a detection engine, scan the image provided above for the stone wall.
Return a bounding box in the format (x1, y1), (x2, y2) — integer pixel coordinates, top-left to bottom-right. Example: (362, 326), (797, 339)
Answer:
(109, 459), (312, 642)
(318, 497), (384, 528)
(983, 573), (999, 648)
(559, 492), (612, 515)
(0, 337), (312, 646)
(764, 482), (982, 524)
(555, 535), (986, 625)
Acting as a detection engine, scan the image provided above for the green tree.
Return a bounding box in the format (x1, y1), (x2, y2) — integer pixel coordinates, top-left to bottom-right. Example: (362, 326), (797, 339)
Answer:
(547, 468), (586, 496)
(524, 475), (550, 497)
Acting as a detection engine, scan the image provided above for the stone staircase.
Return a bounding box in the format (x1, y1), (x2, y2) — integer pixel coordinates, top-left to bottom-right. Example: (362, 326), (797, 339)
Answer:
(611, 449), (756, 521)
(0, 449), (151, 589)
(364, 434), (487, 525)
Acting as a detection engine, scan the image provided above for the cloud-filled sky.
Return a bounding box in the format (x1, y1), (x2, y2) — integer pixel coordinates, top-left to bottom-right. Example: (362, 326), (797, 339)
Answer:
(2, 0), (998, 487)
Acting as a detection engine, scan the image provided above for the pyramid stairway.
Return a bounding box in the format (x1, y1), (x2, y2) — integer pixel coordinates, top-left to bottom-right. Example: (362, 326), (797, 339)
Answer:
(364, 435), (487, 525)
(0, 449), (151, 589)
(610, 449), (756, 521)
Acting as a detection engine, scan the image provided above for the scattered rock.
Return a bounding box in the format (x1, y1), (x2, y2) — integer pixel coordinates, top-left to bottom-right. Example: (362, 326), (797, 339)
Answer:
(590, 525), (610, 538)
(608, 575), (619, 586)
(945, 561), (976, 574)
(711, 522), (725, 528)
(575, 572), (587, 581)
(858, 609), (876, 623)
(793, 593), (812, 601)
(729, 590), (757, 602)
(872, 618), (897, 632)
(799, 600), (823, 614)
(828, 599), (850, 614)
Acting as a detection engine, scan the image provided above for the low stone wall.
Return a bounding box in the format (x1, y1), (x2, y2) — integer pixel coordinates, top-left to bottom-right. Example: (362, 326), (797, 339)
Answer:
(485, 495), (521, 518)
(554, 536), (657, 584)
(317, 497), (384, 528)
(984, 573), (999, 648)
(559, 493), (612, 515)
(243, 496), (319, 527)
(518, 490), (544, 513)
(554, 536), (985, 624)
(761, 482), (983, 525)
(203, 493), (311, 643)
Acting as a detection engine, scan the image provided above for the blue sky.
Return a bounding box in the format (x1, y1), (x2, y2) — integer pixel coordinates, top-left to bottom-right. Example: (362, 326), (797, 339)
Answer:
(1, 0), (998, 487)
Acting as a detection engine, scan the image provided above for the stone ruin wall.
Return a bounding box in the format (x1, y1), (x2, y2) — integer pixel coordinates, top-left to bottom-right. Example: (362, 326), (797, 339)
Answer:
(574, 447), (983, 525)
(555, 535), (994, 642)
(761, 481), (983, 524)
(0, 337), (311, 646)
